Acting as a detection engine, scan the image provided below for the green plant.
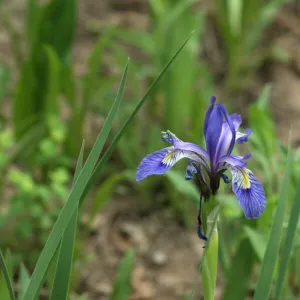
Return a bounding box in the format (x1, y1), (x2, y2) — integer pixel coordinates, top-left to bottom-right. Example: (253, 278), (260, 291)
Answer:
(12, 0), (76, 139)
(215, 0), (291, 96)
(0, 116), (71, 264)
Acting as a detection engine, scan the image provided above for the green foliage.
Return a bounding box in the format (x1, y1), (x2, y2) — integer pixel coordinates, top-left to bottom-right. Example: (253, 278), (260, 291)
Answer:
(215, 0), (290, 94)
(104, 0), (209, 169)
(12, 0), (76, 143)
(109, 249), (135, 300)
(0, 119), (70, 260)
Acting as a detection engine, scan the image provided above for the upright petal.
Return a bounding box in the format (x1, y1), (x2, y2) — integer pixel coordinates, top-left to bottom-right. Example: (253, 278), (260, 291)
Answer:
(136, 147), (205, 182)
(229, 167), (266, 219)
(204, 96), (217, 136)
(213, 104), (237, 164)
(204, 100), (223, 164)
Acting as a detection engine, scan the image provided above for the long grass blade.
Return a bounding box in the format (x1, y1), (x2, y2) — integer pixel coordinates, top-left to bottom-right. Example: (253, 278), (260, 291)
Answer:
(49, 141), (85, 300)
(0, 250), (15, 300)
(79, 32), (194, 204)
(275, 172), (300, 299)
(253, 133), (292, 300)
(21, 61), (129, 300)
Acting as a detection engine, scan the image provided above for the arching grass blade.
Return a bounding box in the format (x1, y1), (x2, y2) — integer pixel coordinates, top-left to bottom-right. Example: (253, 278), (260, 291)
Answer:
(21, 61), (129, 300)
(49, 141), (85, 300)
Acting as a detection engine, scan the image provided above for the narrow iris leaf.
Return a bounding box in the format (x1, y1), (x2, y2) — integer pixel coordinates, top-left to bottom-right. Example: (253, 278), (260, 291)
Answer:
(253, 133), (292, 300)
(275, 171), (300, 299)
(0, 250), (15, 300)
(21, 61), (129, 300)
(49, 141), (85, 300)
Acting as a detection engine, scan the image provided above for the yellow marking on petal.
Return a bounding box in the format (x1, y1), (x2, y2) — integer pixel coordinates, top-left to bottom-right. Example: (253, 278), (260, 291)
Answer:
(241, 169), (251, 189)
(162, 150), (176, 165)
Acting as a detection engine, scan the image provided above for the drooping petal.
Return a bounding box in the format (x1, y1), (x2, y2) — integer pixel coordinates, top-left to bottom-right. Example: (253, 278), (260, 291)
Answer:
(217, 154), (250, 170)
(236, 128), (252, 144)
(136, 147), (205, 182)
(229, 167), (266, 219)
(204, 100), (224, 164)
(221, 173), (231, 184)
(162, 130), (209, 161)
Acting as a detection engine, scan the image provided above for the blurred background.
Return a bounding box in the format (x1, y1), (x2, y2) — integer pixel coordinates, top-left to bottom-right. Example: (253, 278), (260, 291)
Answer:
(0, 0), (300, 299)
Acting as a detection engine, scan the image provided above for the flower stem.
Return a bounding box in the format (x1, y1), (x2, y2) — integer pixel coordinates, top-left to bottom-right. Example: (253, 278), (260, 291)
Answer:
(201, 203), (219, 300)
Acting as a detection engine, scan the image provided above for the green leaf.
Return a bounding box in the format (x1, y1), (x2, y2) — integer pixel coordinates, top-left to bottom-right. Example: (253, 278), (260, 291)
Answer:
(26, 0), (41, 53)
(223, 239), (256, 300)
(12, 61), (36, 138)
(253, 132), (292, 300)
(275, 168), (300, 299)
(21, 61), (129, 300)
(38, 0), (76, 61)
(0, 65), (10, 102)
(109, 249), (135, 300)
(18, 264), (30, 300)
(82, 35), (110, 107)
(244, 226), (267, 261)
(0, 249), (15, 300)
(43, 46), (61, 116)
(49, 141), (85, 300)
(227, 0), (243, 37)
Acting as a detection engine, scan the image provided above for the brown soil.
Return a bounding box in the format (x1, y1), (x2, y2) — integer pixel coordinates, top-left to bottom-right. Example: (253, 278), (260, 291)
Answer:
(78, 198), (215, 300)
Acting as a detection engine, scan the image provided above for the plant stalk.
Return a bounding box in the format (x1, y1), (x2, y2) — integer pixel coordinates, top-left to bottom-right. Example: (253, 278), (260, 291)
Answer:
(201, 202), (219, 300)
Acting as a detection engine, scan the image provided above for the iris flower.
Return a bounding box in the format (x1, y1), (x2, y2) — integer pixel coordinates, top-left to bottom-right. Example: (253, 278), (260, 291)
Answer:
(136, 97), (266, 239)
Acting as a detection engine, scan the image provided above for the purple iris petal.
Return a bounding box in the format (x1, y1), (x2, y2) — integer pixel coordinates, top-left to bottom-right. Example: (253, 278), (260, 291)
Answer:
(136, 146), (207, 182)
(136, 147), (174, 182)
(217, 154), (249, 170)
(230, 167), (266, 218)
(162, 130), (209, 160)
(204, 96), (217, 136)
(230, 113), (242, 130)
(185, 160), (198, 180)
(217, 104), (236, 156)
(205, 103), (223, 164)
(174, 141), (209, 160)
(236, 128), (252, 144)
